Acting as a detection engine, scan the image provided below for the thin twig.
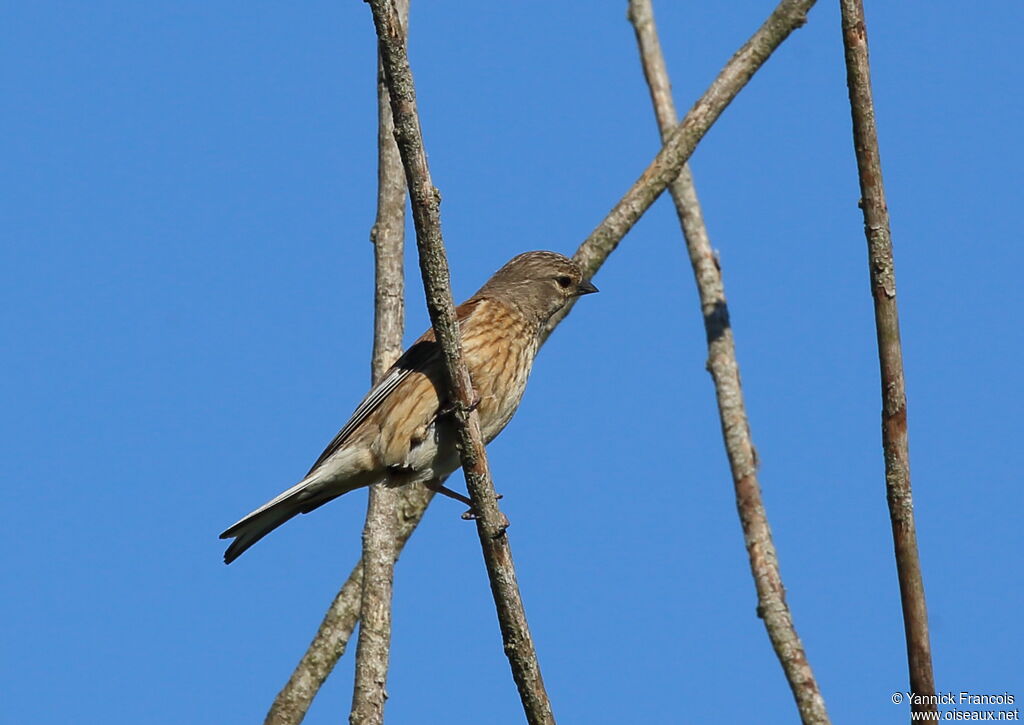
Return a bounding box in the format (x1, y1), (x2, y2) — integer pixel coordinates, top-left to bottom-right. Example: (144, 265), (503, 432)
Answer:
(839, 0), (935, 718)
(626, 2), (830, 722)
(366, 1), (555, 723)
(349, 1), (411, 723)
(267, 1), (819, 720)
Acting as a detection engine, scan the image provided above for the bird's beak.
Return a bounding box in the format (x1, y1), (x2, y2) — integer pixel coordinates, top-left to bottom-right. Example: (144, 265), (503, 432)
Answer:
(576, 279), (599, 296)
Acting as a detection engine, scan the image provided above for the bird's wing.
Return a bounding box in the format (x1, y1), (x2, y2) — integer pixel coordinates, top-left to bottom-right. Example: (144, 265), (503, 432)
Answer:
(304, 299), (483, 475)
(304, 339), (437, 475)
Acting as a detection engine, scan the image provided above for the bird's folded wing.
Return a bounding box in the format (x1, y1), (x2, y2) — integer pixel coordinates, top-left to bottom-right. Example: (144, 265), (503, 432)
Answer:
(304, 298), (484, 476)
(305, 338), (438, 475)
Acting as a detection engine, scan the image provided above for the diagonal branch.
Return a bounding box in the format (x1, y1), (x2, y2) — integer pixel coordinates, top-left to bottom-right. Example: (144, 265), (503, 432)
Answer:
(265, 493), (432, 725)
(546, 0), (819, 338)
(349, 1), (411, 723)
(626, 2), (830, 723)
(266, 1), (819, 721)
(839, 0), (936, 719)
(366, 1), (555, 723)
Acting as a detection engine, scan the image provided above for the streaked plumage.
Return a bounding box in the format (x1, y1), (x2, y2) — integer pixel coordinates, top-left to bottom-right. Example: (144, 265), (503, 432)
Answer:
(220, 251), (597, 563)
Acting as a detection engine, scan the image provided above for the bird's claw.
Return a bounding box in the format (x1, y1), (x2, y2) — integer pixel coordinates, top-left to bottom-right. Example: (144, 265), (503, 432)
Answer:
(461, 509), (510, 534)
(438, 396), (481, 420)
(459, 492), (504, 522)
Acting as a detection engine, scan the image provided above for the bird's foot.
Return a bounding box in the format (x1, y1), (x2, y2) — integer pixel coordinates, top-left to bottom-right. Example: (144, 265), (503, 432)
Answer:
(437, 395), (481, 420)
(459, 493), (505, 521)
(462, 508), (511, 535)
(424, 480), (505, 524)
(425, 480), (474, 507)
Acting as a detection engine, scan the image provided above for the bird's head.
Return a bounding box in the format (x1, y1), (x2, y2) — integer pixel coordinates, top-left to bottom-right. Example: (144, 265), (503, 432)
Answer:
(475, 251), (598, 323)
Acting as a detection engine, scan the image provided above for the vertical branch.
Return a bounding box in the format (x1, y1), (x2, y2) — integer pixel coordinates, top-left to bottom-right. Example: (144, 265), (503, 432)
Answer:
(350, 1), (411, 723)
(368, 1), (410, 386)
(626, 2), (830, 723)
(839, 0), (936, 717)
(366, 2), (555, 724)
(267, 1), (820, 720)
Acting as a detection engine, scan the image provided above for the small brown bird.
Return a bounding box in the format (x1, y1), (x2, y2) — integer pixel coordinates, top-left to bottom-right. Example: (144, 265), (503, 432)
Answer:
(220, 251), (597, 563)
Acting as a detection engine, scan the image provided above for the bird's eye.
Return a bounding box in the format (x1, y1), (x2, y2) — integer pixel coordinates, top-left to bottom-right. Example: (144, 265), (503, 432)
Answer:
(556, 276), (573, 289)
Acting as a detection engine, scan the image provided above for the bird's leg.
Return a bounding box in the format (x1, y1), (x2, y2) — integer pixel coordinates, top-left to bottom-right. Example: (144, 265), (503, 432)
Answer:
(424, 479), (474, 507)
(424, 479), (503, 518)
(459, 493), (505, 521)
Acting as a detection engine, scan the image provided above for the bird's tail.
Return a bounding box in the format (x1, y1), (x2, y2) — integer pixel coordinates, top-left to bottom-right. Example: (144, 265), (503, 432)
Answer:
(219, 454), (374, 563)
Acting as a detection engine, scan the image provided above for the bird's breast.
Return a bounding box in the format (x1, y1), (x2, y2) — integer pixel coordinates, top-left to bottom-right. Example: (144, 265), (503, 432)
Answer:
(461, 301), (539, 443)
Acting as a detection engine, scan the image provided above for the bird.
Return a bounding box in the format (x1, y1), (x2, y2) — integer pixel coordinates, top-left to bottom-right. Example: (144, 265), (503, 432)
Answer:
(220, 250), (598, 563)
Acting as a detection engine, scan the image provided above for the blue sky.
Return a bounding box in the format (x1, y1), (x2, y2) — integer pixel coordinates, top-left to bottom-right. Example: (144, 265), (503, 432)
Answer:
(3, 2), (1021, 723)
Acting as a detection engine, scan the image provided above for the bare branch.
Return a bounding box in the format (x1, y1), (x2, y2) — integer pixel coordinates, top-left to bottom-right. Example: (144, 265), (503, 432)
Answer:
(268, 0), (820, 719)
(349, 1), (411, 723)
(366, 1), (555, 723)
(368, 1), (409, 387)
(546, 0), (818, 339)
(627, 2), (830, 722)
(265, 490), (432, 725)
(839, 0), (935, 718)
(265, 560), (362, 725)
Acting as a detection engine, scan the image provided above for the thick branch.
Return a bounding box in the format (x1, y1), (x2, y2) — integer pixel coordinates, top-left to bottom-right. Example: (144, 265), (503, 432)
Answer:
(366, 1), (555, 723)
(267, 0), (819, 720)
(349, 1), (410, 723)
(839, 0), (935, 718)
(627, 2), (830, 723)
